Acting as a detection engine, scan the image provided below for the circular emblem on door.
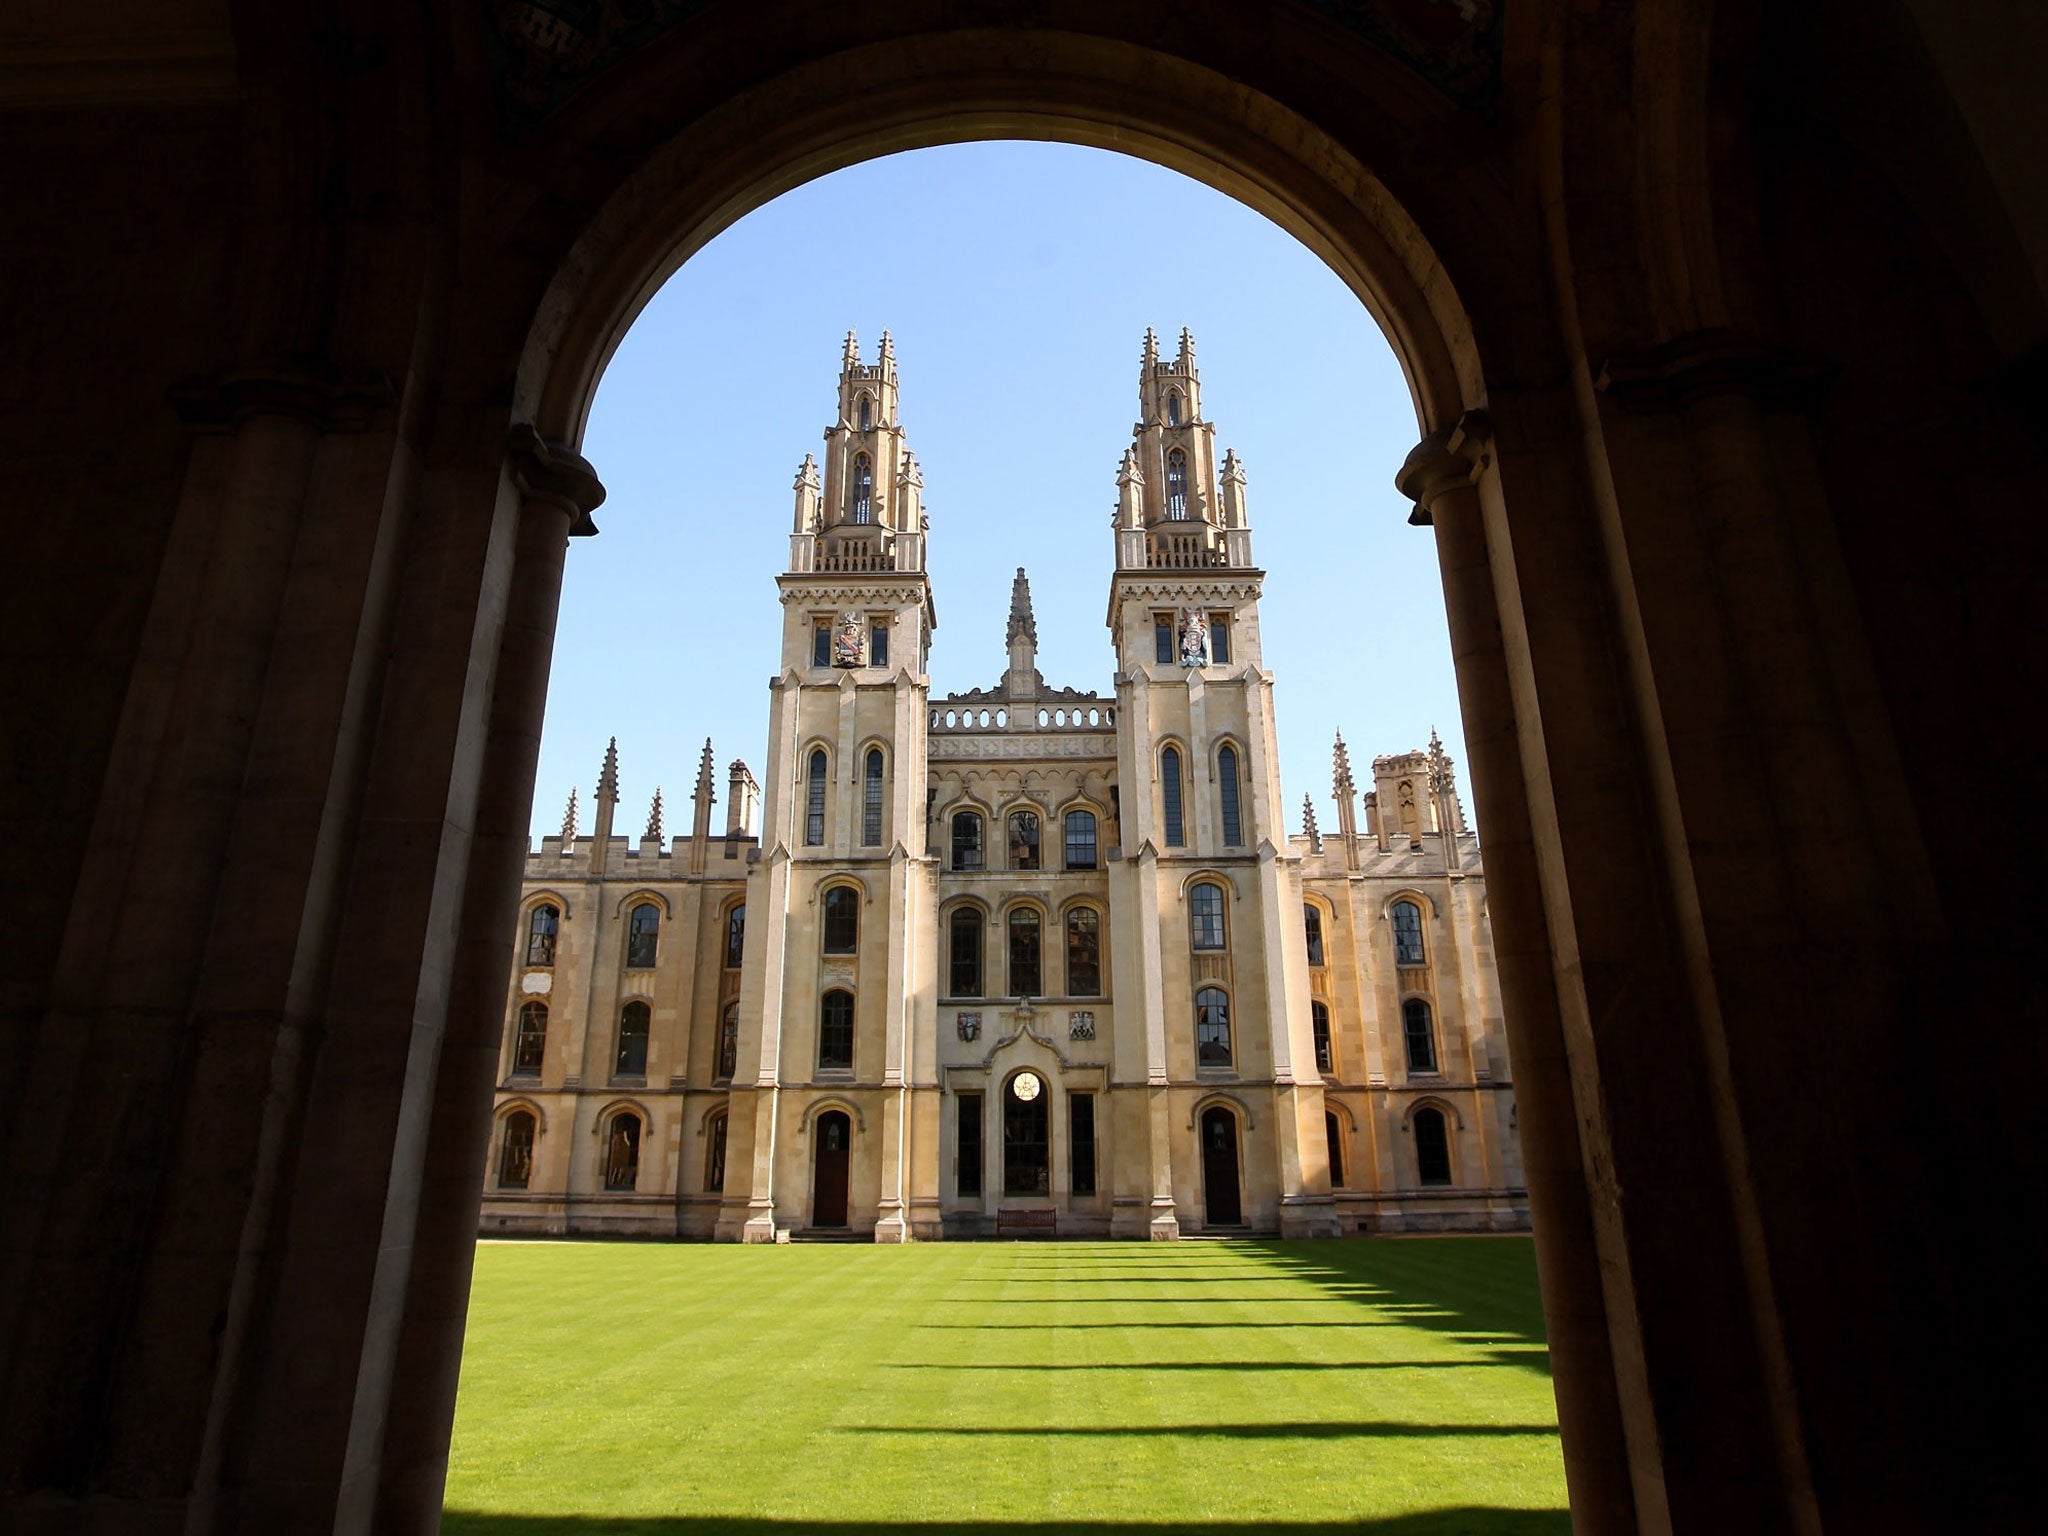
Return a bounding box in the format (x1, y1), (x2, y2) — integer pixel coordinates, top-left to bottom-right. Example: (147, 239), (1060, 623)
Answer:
(1011, 1070), (1042, 1102)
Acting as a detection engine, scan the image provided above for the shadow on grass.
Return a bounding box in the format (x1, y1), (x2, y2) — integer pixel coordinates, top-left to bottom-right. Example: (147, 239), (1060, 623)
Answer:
(880, 1359), (1514, 1372)
(837, 1421), (1558, 1439)
(442, 1514), (1572, 1535)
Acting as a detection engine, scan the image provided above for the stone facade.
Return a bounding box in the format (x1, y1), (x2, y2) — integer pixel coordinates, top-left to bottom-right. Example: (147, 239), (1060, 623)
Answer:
(480, 332), (1526, 1241)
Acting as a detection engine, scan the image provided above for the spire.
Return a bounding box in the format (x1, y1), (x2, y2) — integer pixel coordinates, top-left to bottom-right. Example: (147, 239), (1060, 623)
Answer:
(841, 329), (860, 370)
(560, 785), (579, 841)
(695, 737), (717, 796)
(1178, 325), (1196, 370)
(1302, 793), (1323, 855)
(645, 787), (664, 841)
(596, 736), (619, 804)
(1141, 326), (1159, 371)
(1333, 730), (1355, 795)
(1006, 567), (1037, 646)
(878, 328), (896, 380)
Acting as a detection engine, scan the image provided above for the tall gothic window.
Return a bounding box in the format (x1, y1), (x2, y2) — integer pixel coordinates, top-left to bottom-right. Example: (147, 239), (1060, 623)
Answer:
(603, 1111), (642, 1191)
(1166, 449), (1189, 519)
(1414, 1107), (1453, 1186)
(1189, 881), (1226, 951)
(852, 453), (873, 523)
(1069, 1092), (1097, 1196)
(818, 989), (855, 1070)
(1066, 907), (1101, 997)
(1195, 987), (1232, 1067)
(1209, 616), (1231, 664)
(956, 1093), (983, 1197)
(805, 749), (827, 846)
(498, 1110), (535, 1189)
(615, 1000), (650, 1077)
(717, 1002), (739, 1081)
(1403, 997), (1438, 1073)
(862, 749), (884, 846)
(869, 622), (888, 667)
(1312, 1000), (1333, 1073)
(1007, 908), (1042, 998)
(1218, 744), (1242, 846)
(1154, 615), (1174, 664)
(1326, 1111), (1345, 1188)
(626, 903), (660, 968)
(704, 1110), (728, 1192)
(949, 907), (983, 997)
(1064, 809), (1097, 869)
(724, 903), (746, 969)
(812, 622), (831, 667)
(1007, 810), (1040, 869)
(1305, 903), (1325, 966)
(1392, 899), (1426, 965)
(1167, 390), (1182, 427)
(525, 904), (558, 967)
(858, 393), (872, 431)
(1161, 747), (1184, 846)
(512, 1001), (548, 1075)
(952, 811), (983, 870)
(822, 886), (859, 954)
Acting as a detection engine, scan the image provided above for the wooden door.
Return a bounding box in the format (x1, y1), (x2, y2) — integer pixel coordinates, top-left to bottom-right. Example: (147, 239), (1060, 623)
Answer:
(1202, 1107), (1241, 1226)
(813, 1110), (850, 1227)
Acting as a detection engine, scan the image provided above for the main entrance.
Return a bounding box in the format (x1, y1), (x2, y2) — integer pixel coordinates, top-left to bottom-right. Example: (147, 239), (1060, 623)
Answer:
(1201, 1107), (1242, 1227)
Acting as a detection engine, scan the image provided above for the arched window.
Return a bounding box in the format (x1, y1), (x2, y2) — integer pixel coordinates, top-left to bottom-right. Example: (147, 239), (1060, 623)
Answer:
(525, 904), (558, 967)
(949, 907), (983, 997)
(1166, 448), (1188, 519)
(1161, 746), (1184, 846)
(822, 886), (859, 954)
(1007, 908), (1042, 998)
(603, 1111), (642, 1191)
(1167, 390), (1182, 427)
(1189, 881), (1226, 951)
(614, 1000), (650, 1077)
(1066, 907), (1101, 997)
(1007, 810), (1040, 869)
(857, 393), (872, 431)
(626, 902), (660, 968)
(952, 810), (983, 870)
(1414, 1106), (1453, 1186)
(1304, 903), (1325, 966)
(704, 1110), (728, 1192)
(1403, 997), (1438, 1073)
(1003, 1071), (1051, 1196)
(498, 1110), (535, 1189)
(852, 453), (873, 523)
(818, 988), (854, 1070)
(805, 748), (827, 846)
(512, 1001), (548, 1075)
(1064, 809), (1097, 869)
(724, 903), (746, 969)
(861, 748), (884, 846)
(717, 1002), (739, 1081)
(1217, 744), (1242, 846)
(1392, 899), (1426, 965)
(1195, 987), (1232, 1067)
(1312, 1000), (1333, 1073)
(1325, 1110), (1345, 1188)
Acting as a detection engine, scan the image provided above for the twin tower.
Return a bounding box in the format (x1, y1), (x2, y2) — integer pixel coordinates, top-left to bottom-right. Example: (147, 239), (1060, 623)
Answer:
(732, 326), (1328, 1241)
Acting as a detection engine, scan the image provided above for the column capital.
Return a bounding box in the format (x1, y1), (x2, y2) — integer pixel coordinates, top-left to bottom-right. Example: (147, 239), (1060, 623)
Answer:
(1595, 328), (1833, 413)
(506, 423), (605, 536)
(1396, 409), (1493, 527)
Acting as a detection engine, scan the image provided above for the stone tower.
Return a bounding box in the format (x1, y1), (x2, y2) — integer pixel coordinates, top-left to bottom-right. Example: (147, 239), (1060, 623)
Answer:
(721, 333), (941, 1243)
(1105, 327), (1334, 1238)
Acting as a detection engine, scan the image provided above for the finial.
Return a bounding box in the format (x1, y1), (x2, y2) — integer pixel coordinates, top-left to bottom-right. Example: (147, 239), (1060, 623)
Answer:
(1302, 793), (1322, 853)
(1221, 448), (1245, 480)
(1333, 730), (1355, 794)
(879, 328), (894, 356)
(597, 736), (620, 801)
(1117, 445), (1143, 485)
(1006, 567), (1037, 646)
(560, 785), (579, 841)
(696, 737), (716, 792)
(795, 452), (819, 490)
(842, 329), (860, 367)
(1178, 326), (1195, 364)
(1142, 327), (1159, 365)
(645, 787), (664, 841)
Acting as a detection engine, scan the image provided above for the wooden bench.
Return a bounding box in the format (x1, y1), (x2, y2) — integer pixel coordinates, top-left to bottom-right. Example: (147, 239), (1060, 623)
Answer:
(995, 1207), (1057, 1239)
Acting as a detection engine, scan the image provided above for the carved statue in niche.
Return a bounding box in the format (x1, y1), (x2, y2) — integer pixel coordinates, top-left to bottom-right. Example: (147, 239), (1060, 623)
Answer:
(833, 611), (865, 668)
(1179, 606), (1209, 667)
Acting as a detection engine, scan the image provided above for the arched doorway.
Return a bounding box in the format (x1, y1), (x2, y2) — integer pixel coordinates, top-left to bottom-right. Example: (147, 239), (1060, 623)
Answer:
(1002, 1071), (1051, 1197)
(1200, 1106), (1242, 1227)
(812, 1110), (851, 1229)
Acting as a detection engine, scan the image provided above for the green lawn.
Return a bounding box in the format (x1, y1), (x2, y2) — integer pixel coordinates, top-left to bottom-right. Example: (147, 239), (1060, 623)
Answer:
(444, 1237), (1568, 1536)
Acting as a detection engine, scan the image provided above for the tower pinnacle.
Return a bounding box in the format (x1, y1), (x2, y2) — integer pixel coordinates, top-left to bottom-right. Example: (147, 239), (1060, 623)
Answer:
(1333, 730), (1355, 795)
(1006, 567), (1037, 646)
(560, 785), (579, 842)
(645, 787), (664, 841)
(596, 736), (619, 803)
(1302, 793), (1323, 854)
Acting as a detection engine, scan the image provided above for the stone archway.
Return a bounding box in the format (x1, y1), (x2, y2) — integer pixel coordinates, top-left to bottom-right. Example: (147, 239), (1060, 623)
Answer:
(4, 6), (2044, 1535)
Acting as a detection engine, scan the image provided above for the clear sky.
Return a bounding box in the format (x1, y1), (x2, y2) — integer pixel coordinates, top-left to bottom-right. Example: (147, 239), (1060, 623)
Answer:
(539, 141), (1464, 843)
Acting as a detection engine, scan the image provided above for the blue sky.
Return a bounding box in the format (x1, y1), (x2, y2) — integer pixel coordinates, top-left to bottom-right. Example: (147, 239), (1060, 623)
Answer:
(542, 141), (1463, 842)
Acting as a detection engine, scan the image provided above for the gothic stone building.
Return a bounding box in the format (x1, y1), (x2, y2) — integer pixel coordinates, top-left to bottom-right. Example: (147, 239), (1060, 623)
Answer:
(482, 332), (1526, 1241)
